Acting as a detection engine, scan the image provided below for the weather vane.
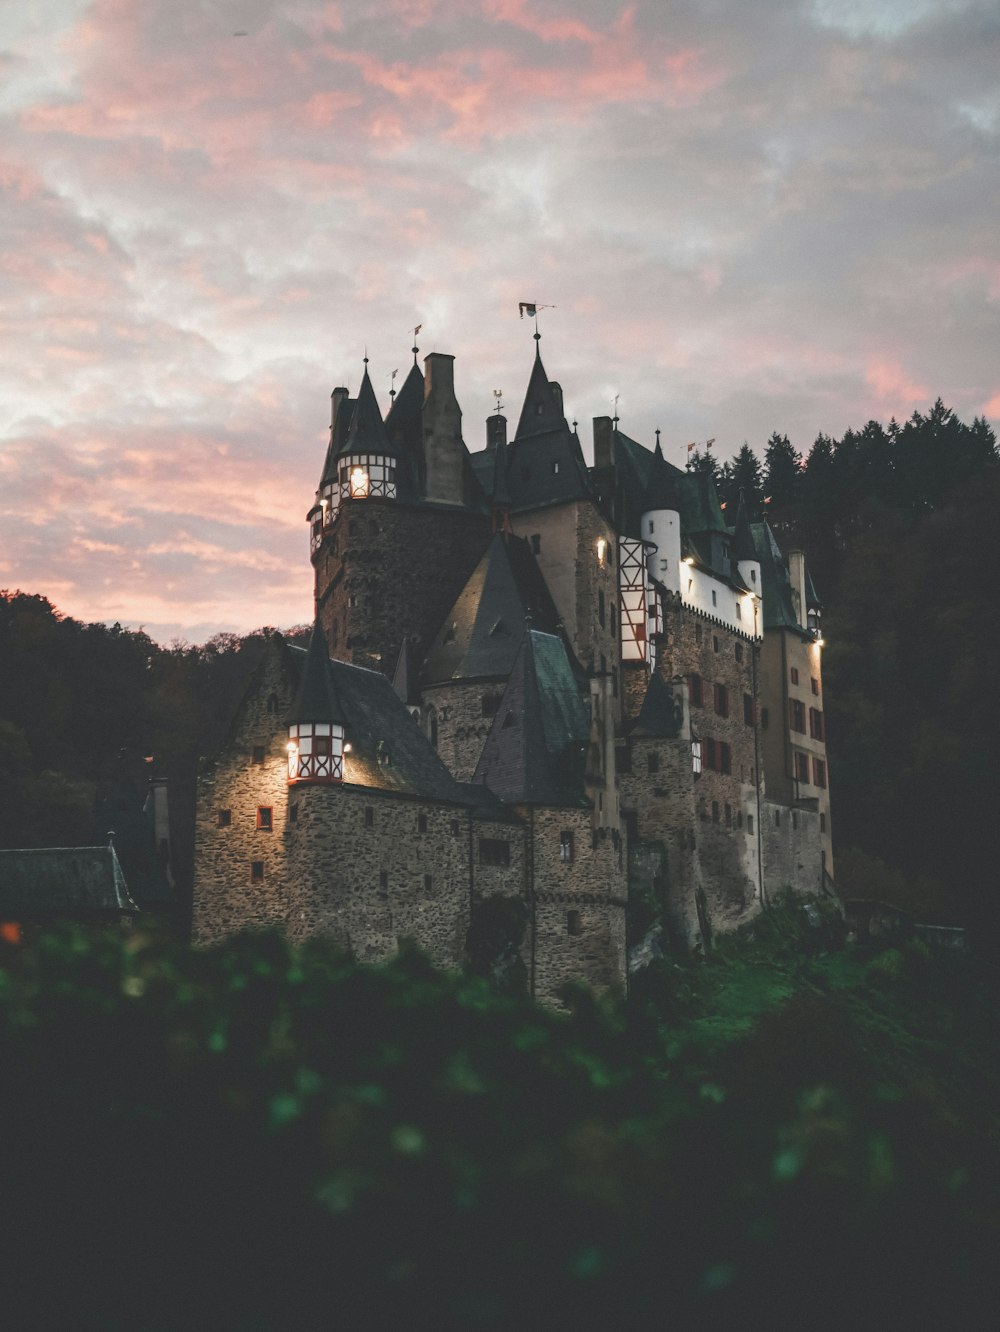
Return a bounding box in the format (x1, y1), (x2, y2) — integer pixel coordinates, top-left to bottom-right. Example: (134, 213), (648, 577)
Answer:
(389, 368), (398, 402)
(493, 389), (504, 415)
(518, 301), (556, 343)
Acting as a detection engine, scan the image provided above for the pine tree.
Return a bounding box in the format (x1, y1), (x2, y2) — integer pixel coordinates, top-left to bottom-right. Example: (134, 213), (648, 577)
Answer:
(763, 432), (802, 512)
(728, 443), (764, 516)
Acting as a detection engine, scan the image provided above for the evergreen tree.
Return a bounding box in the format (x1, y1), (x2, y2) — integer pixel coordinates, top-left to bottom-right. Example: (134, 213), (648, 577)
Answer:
(686, 446), (720, 482)
(763, 432), (802, 512)
(729, 443), (764, 516)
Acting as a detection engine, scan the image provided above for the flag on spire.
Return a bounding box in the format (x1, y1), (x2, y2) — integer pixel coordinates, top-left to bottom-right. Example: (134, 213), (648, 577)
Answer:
(519, 303), (537, 319)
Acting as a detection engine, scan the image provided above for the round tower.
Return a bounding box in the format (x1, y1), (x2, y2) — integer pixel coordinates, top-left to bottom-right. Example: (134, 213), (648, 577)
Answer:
(287, 621), (346, 784)
(641, 441), (683, 596)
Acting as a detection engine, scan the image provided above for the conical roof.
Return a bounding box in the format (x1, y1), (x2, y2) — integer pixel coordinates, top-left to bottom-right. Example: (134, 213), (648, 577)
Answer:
(514, 348), (566, 441)
(287, 620), (346, 725)
(632, 672), (684, 738)
(421, 533), (560, 685)
(335, 366), (395, 461)
(643, 441), (684, 512)
(730, 490), (757, 562)
(384, 362), (424, 450)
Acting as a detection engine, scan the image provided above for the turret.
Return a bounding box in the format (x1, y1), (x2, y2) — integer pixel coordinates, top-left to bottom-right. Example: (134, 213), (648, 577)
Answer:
(641, 442), (683, 596)
(325, 365), (398, 520)
(287, 622), (347, 783)
(730, 491), (761, 596)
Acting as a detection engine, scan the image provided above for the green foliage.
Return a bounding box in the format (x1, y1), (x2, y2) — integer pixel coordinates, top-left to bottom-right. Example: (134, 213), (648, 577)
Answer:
(2, 921), (995, 1329)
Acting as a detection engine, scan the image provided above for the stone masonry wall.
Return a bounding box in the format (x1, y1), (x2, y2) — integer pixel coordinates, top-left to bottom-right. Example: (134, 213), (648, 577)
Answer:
(192, 641), (298, 944)
(527, 805), (627, 1005)
(315, 500), (491, 673)
(760, 798), (823, 901)
(421, 680), (504, 782)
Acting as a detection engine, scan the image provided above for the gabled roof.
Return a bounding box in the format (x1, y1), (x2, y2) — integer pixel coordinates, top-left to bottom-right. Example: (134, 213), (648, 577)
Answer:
(472, 630), (589, 808)
(335, 367), (396, 461)
(0, 846), (135, 917)
(421, 533), (561, 686)
(287, 620), (346, 725)
(631, 672), (684, 739)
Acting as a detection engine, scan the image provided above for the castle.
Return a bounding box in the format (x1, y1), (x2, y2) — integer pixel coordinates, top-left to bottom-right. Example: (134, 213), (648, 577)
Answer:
(192, 336), (832, 1003)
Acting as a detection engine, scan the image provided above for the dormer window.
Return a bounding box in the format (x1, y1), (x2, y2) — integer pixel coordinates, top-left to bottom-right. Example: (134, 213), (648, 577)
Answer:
(288, 722), (344, 783)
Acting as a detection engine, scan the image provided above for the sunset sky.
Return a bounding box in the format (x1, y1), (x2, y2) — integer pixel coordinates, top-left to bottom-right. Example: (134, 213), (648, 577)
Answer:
(2, 0), (998, 644)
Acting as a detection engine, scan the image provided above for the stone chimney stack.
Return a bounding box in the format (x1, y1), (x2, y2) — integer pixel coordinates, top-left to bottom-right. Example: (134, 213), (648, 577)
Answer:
(593, 416), (615, 471)
(422, 353), (464, 505)
(487, 413), (507, 453)
(787, 549), (807, 629)
(330, 386), (349, 432)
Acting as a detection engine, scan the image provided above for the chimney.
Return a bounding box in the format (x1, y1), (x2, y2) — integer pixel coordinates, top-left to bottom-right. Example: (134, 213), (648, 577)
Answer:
(422, 353), (464, 505)
(787, 550), (807, 629)
(593, 416), (615, 471)
(330, 386), (349, 431)
(487, 414), (507, 452)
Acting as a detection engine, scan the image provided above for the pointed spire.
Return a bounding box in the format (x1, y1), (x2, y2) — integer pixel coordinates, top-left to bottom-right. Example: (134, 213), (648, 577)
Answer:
(514, 348), (567, 441)
(643, 437), (682, 512)
(288, 620), (346, 725)
(337, 364), (395, 460)
(731, 489), (757, 562)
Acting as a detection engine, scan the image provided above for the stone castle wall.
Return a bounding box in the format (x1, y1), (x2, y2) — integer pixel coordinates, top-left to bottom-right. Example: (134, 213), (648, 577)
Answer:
(315, 500), (491, 672)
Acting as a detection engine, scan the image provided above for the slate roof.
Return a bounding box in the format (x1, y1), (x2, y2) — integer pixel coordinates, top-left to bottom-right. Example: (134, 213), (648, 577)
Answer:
(421, 533), (562, 686)
(288, 620), (346, 725)
(502, 350), (592, 510)
(472, 630), (590, 808)
(643, 441), (685, 514)
(730, 491), (757, 563)
(751, 521), (806, 633)
(336, 367), (397, 461)
(286, 644), (512, 818)
(0, 846), (135, 917)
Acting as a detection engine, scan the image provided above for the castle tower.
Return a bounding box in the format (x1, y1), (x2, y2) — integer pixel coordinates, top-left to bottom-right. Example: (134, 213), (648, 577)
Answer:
(287, 620), (346, 784)
(311, 356), (492, 674)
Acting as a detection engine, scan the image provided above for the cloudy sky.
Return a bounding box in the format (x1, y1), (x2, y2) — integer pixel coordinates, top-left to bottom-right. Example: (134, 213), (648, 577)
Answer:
(2, 0), (997, 643)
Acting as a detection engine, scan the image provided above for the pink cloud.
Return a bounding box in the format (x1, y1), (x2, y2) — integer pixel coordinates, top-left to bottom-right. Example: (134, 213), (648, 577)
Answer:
(984, 391), (1000, 418)
(865, 357), (929, 413)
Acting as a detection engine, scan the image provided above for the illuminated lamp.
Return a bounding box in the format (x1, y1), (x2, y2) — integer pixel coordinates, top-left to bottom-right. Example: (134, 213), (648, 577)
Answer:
(343, 742), (352, 753)
(683, 555), (696, 566)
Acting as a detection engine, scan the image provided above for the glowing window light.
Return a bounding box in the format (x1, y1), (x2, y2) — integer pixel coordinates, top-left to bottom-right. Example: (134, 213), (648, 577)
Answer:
(596, 537), (607, 566)
(350, 466), (370, 498)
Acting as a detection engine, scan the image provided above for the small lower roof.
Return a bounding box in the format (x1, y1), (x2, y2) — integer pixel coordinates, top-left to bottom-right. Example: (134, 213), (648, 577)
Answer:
(0, 846), (135, 917)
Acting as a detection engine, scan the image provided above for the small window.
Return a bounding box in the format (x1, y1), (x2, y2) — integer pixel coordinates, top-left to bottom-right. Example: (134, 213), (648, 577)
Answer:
(735, 602), (742, 620)
(251, 745), (265, 765)
(811, 677), (820, 696)
(712, 635), (719, 653)
(531, 534), (541, 554)
(774, 809), (780, 827)
(790, 667), (800, 685)
(380, 870), (388, 889)
(813, 757), (827, 789)
(793, 811), (799, 830)
(711, 590), (717, 607)
(364, 806), (374, 828)
(598, 589), (605, 627)
(250, 861), (264, 882)
(743, 693), (755, 726)
(790, 699), (806, 733)
(695, 623), (703, 644)
(217, 809), (231, 828)
(566, 910), (582, 936)
(735, 642), (743, 663)
(691, 739), (702, 774)
(794, 751), (810, 782)
(703, 737), (715, 771)
(720, 742), (732, 775)
(820, 812), (827, 833)
(809, 708), (825, 741)
(290, 804), (298, 824)
(559, 830), (574, 863)
(688, 672), (704, 707)
(552, 461), (560, 474)
(256, 807), (273, 831)
(714, 683), (729, 718)
(747, 814), (754, 835)
(418, 813), (428, 833)
(647, 752), (660, 775)
(424, 874), (433, 893)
